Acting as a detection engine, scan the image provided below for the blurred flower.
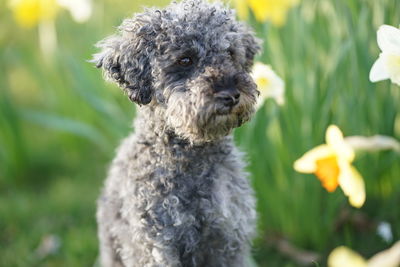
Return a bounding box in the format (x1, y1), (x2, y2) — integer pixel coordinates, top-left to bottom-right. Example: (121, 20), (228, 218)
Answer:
(234, 0), (249, 21)
(344, 135), (400, 153)
(9, 0), (59, 28)
(251, 62), (285, 107)
(9, 0), (58, 56)
(294, 125), (365, 208)
(9, 0), (92, 58)
(328, 241), (400, 267)
(377, 221), (393, 243)
(57, 0), (92, 23)
(369, 25), (400, 86)
(9, 0), (92, 26)
(237, 0), (299, 26)
(328, 246), (367, 267)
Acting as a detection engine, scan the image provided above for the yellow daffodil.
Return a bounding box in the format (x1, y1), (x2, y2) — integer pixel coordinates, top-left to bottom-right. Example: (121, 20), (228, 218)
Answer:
(9, 0), (92, 58)
(234, 0), (249, 21)
(328, 246), (367, 267)
(294, 125), (366, 208)
(9, 0), (92, 27)
(9, 0), (59, 28)
(247, 0), (299, 26)
(251, 62), (285, 107)
(369, 25), (400, 86)
(328, 241), (400, 267)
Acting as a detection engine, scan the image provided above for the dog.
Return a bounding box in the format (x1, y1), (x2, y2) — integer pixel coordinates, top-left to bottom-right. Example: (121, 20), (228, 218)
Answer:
(92, 0), (260, 266)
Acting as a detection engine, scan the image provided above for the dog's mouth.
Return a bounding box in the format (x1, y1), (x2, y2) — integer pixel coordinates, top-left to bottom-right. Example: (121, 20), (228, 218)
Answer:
(210, 103), (246, 128)
(215, 105), (234, 116)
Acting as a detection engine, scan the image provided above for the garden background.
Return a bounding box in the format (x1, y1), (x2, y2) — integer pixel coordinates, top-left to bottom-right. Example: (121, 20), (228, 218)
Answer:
(1, 0), (399, 266)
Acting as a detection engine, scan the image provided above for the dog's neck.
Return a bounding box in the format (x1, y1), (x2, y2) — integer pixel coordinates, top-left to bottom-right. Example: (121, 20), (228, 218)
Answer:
(132, 106), (234, 158)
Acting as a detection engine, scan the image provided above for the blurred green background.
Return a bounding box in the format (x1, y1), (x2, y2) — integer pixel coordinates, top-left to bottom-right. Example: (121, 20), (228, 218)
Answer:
(1, 0), (399, 266)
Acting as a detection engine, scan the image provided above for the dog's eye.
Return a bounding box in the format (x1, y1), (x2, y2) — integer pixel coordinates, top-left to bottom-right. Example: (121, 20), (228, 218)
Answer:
(178, 57), (193, 67)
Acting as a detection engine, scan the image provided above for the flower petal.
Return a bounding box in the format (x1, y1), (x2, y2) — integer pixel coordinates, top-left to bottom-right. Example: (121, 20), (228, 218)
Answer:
(369, 55), (390, 82)
(252, 62), (285, 107)
(315, 156), (340, 192)
(345, 135), (400, 153)
(326, 125), (354, 162)
(57, 0), (92, 23)
(368, 241), (400, 267)
(328, 246), (367, 267)
(377, 25), (400, 54)
(338, 162), (366, 208)
(385, 53), (400, 86)
(294, 145), (332, 173)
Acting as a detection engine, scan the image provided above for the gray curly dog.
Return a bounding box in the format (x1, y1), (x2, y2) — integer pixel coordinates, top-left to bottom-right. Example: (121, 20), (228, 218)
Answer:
(92, 0), (260, 266)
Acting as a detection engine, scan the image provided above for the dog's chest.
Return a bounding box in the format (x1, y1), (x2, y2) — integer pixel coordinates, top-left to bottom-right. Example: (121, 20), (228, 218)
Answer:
(120, 138), (256, 259)
(147, 153), (251, 243)
(151, 157), (238, 225)
(175, 158), (254, 262)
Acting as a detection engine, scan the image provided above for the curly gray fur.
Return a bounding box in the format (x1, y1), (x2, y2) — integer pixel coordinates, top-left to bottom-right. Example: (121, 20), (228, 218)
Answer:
(92, 0), (260, 266)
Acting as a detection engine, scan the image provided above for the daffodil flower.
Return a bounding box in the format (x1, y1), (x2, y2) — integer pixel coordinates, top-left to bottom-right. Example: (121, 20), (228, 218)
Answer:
(294, 125), (366, 208)
(9, 0), (59, 28)
(344, 135), (400, 153)
(369, 25), (400, 86)
(328, 241), (400, 267)
(234, 0), (249, 21)
(9, 0), (92, 58)
(251, 62), (285, 107)
(247, 0), (299, 26)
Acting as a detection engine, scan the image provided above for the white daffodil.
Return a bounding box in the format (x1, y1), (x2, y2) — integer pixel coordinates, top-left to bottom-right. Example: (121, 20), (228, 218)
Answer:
(57, 0), (92, 23)
(369, 24), (400, 86)
(328, 241), (400, 267)
(294, 125), (366, 208)
(251, 62), (285, 107)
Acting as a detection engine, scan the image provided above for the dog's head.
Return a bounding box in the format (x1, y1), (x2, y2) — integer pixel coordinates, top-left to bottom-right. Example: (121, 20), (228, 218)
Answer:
(93, 0), (260, 143)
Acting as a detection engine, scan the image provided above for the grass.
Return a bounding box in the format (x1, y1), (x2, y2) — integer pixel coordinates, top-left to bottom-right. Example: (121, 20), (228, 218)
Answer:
(1, 0), (399, 266)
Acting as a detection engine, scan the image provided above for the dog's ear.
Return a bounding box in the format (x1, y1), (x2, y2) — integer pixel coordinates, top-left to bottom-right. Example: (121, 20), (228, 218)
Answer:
(92, 15), (158, 105)
(240, 28), (261, 71)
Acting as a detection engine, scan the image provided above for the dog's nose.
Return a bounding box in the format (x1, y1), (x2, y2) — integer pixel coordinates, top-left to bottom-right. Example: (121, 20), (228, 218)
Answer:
(215, 90), (240, 107)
